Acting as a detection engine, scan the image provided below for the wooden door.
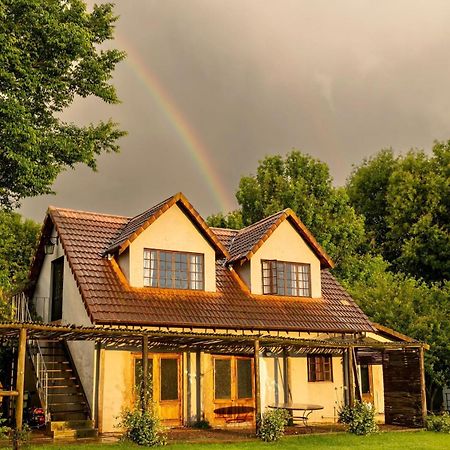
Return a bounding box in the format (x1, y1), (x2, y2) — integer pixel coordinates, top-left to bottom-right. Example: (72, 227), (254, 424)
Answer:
(212, 356), (255, 426)
(133, 353), (182, 426)
(360, 364), (374, 403)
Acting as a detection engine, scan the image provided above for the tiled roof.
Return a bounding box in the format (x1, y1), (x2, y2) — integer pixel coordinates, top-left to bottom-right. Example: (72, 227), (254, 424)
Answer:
(210, 227), (239, 249)
(103, 193), (229, 258)
(228, 211), (285, 262)
(39, 207), (374, 333)
(224, 209), (334, 268)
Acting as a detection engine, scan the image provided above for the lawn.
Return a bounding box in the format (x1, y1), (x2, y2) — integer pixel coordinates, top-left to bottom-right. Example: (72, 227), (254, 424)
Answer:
(29, 431), (450, 450)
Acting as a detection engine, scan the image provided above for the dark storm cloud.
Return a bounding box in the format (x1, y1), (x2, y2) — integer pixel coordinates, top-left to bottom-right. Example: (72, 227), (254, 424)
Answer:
(20, 0), (450, 221)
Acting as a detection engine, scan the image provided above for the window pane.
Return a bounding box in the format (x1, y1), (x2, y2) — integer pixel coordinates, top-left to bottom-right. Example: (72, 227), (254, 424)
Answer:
(160, 359), (178, 401)
(214, 359), (231, 399)
(237, 359), (253, 399)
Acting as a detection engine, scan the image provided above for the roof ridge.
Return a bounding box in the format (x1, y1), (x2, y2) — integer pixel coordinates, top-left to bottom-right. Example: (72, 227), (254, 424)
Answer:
(48, 206), (130, 219)
(236, 209), (286, 235)
(210, 227), (240, 232)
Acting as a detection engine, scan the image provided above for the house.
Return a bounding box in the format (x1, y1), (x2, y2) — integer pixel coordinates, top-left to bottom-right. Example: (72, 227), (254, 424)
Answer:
(10, 192), (426, 435)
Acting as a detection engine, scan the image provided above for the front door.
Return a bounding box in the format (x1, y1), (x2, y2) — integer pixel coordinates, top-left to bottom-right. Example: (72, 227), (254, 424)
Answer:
(212, 355), (255, 426)
(134, 353), (182, 426)
(360, 364), (374, 403)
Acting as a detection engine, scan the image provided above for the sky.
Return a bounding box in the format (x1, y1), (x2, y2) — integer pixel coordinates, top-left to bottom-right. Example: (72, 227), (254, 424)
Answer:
(19, 0), (450, 222)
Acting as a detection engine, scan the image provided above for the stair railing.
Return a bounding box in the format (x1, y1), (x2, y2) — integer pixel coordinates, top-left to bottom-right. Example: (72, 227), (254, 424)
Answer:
(11, 293), (50, 422)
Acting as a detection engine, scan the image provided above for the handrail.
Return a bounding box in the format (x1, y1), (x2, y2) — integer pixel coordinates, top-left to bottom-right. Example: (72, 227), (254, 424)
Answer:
(11, 293), (50, 422)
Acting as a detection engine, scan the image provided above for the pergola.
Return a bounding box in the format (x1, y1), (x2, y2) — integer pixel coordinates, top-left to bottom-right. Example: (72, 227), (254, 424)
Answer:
(0, 321), (428, 441)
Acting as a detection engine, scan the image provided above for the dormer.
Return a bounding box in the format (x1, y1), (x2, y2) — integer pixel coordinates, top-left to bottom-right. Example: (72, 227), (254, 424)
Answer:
(227, 209), (334, 298)
(104, 193), (229, 292)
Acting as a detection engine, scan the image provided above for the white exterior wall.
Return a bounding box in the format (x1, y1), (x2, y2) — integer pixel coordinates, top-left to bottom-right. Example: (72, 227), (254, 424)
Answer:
(250, 220), (322, 297)
(31, 226), (95, 410)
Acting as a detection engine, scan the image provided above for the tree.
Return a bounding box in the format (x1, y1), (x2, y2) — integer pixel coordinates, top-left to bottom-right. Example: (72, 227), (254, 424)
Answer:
(206, 210), (243, 230)
(0, 211), (40, 319)
(231, 151), (366, 266)
(347, 143), (450, 282)
(0, 0), (126, 209)
(341, 259), (450, 409)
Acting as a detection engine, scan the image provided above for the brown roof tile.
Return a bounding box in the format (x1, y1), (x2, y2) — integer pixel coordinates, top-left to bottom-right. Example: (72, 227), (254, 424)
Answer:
(35, 206), (374, 333)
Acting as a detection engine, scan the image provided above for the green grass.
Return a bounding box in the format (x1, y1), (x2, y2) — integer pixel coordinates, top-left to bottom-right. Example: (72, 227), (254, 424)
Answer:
(28, 431), (450, 450)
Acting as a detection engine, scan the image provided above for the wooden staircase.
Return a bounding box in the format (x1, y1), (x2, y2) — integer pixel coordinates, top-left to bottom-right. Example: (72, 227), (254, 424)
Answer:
(37, 340), (98, 439)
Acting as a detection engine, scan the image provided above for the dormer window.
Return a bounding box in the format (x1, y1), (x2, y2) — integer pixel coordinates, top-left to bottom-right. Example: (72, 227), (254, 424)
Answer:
(262, 260), (311, 297)
(143, 249), (204, 290)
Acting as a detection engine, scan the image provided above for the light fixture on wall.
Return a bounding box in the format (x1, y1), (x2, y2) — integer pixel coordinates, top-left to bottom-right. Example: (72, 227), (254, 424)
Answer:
(44, 236), (59, 255)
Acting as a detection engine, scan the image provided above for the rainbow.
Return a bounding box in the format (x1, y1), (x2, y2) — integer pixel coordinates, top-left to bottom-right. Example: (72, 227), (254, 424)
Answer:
(116, 34), (235, 213)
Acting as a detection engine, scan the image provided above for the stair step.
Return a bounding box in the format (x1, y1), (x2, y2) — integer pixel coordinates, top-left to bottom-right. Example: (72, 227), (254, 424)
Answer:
(51, 412), (89, 421)
(47, 368), (73, 373)
(51, 428), (98, 439)
(48, 392), (83, 397)
(48, 420), (94, 431)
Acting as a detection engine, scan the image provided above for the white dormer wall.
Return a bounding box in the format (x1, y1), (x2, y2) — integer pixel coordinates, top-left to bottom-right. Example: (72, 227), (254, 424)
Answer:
(243, 220), (322, 297)
(119, 204), (217, 291)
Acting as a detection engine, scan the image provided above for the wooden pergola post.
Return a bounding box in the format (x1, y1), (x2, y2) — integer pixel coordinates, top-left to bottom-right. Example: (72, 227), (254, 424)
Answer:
(254, 339), (261, 432)
(15, 328), (27, 432)
(347, 346), (355, 406)
(419, 346), (427, 422)
(141, 334), (149, 412)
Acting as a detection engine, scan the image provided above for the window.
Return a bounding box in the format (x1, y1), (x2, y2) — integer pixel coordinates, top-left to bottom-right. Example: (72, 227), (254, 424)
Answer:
(307, 355), (333, 382)
(51, 257), (64, 321)
(262, 260), (311, 297)
(213, 356), (253, 401)
(143, 249), (204, 290)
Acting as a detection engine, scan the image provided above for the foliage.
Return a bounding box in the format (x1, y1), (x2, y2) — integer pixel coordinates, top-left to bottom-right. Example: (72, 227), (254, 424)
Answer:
(191, 419), (211, 429)
(207, 210), (243, 230)
(346, 142), (450, 282)
(11, 424), (31, 448)
(0, 211), (40, 319)
(216, 150), (366, 265)
(425, 412), (450, 433)
(119, 408), (167, 447)
(0, 416), (9, 440)
(0, 0), (126, 209)
(338, 401), (378, 436)
(256, 408), (290, 442)
(340, 256), (450, 404)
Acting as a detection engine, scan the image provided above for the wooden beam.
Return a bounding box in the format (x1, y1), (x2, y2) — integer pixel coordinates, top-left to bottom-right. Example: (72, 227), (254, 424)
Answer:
(142, 335), (149, 411)
(352, 347), (362, 402)
(15, 328), (27, 432)
(254, 339), (261, 432)
(0, 391), (18, 397)
(347, 347), (355, 406)
(419, 346), (427, 422)
(195, 351), (201, 423)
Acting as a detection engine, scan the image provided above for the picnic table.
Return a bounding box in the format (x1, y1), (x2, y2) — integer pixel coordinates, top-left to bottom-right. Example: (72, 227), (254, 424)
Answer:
(268, 403), (324, 429)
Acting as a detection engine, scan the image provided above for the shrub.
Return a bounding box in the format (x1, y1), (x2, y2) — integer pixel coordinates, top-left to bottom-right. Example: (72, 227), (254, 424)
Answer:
(425, 412), (450, 433)
(119, 407), (167, 447)
(338, 401), (378, 435)
(257, 408), (290, 442)
(0, 416), (9, 440)
(191, 419), (211, 429)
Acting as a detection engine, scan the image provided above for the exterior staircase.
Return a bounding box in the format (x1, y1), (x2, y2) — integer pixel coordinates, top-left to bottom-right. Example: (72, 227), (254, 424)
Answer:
(38, 340), (98, 439)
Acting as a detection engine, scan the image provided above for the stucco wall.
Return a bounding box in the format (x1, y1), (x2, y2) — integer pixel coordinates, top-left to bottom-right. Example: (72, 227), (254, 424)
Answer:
(32, 226), (95, 409)
(124, 204), (216, 291)
(250, 220), (322, 297)
(288, 356), (344, 422)
(99, 349), (133, 433)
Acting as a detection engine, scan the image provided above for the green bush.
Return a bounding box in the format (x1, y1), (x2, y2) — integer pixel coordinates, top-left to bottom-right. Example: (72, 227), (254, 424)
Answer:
(257, 408), (290, 442)
(191, 419), (211, 429)
(119, 407), (167, 447)
(425, 412), (450, 433)
(0, 416), (9, 440)
(338, 401), (378, 435)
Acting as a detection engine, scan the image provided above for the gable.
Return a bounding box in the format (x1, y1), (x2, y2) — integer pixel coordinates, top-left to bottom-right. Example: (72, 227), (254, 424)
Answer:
(124, 203), (217, 291)
(249, 219), (322, 297)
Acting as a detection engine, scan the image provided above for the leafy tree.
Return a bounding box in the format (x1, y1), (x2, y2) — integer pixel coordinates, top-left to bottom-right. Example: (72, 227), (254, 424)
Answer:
(347, 143), (450, 282)
(231, 151), (366, 266)
(207, 210), (243, 230)
(0, 212), (40, 319)
(341, 258), (450, 408)
(0, 0), (126, 209)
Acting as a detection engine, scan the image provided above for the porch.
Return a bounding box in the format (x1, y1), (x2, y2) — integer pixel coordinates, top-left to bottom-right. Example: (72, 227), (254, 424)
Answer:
(1, 320), (428, 438)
